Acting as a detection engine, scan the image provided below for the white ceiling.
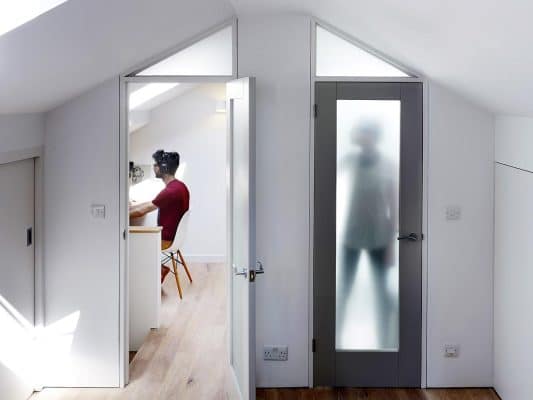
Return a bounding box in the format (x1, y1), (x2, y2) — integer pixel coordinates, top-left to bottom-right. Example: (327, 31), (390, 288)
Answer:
(230, 0), (533, 116)
(0, 0), (234, 113)
(2, 0), (533, 116)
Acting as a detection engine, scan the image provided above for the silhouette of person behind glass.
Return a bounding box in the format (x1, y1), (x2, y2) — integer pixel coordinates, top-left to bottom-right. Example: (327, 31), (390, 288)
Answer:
(338, 119), (398, 349)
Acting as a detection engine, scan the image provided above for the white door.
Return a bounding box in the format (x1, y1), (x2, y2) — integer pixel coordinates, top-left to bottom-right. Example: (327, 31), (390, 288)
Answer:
(0, 158), (35, 400)
(227, 77), (258, 400)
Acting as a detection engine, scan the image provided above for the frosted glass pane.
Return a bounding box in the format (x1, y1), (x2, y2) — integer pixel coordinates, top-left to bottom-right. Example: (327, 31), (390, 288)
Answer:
(316, 26), (408, 77)
(138, 26), (233, 76)
(336, 100), (400, 351)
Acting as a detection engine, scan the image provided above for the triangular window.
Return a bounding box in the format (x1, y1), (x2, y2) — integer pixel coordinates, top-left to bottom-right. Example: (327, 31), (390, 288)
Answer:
(135, 25), (234, 76)
(315, 25), (411, 77)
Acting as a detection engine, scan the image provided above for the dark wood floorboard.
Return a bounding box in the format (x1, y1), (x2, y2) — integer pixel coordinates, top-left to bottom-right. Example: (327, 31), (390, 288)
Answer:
(256, 388), (500, 400)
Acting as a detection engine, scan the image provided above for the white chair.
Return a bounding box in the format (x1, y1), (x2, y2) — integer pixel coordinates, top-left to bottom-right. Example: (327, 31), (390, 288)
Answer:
(161, 210), (192, 299)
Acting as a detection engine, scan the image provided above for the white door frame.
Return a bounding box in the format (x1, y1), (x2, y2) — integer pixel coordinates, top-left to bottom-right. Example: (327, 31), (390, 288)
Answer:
(118, 17), (238, 387)
(308, 17), (429, 388)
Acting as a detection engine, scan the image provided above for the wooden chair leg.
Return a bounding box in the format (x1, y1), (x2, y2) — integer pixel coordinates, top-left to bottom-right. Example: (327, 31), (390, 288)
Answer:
(177, 249), (193, 283)
(171, 253), (183, 299)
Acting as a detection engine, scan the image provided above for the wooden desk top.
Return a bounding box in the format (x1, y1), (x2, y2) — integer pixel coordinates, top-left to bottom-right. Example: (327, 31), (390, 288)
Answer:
(129, 226), (162, 233)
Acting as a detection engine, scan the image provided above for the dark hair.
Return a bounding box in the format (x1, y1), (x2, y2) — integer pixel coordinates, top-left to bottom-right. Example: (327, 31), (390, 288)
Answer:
(152, 150), (180, 175)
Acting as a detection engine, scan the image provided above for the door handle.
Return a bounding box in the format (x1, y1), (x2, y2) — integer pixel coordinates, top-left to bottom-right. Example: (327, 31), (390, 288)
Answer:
(255, 261), (264, 275)
(397, 233), (420, 242)
(249, 261), (264, 282)
(27, 227), (33, 246)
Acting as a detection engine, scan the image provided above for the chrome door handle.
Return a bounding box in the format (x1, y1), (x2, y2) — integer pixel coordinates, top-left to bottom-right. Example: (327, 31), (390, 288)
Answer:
(397, 233), (419, 241)
(249, 261), (264, 282)
(255, 261), (264, 275)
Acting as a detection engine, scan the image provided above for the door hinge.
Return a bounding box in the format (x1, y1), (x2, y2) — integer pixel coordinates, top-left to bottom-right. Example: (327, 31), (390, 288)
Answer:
(313, 104), (318, 118)
(123, 229), (126, 240)
(312, 338), (316, 353)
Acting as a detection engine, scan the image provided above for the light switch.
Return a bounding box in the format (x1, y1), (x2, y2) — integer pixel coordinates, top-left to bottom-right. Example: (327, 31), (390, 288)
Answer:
(91, 204), (106, 219)
(445, 205), (461, 221)
(444, 344), (459, 358)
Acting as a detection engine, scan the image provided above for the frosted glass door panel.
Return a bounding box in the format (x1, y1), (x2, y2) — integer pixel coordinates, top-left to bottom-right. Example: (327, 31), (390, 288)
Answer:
(336, 100), (400, 351)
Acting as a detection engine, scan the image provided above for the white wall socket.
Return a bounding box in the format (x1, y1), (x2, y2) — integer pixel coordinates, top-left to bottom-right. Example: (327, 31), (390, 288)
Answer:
(263, 345), (288, 361)
(444, 344), (459, 358)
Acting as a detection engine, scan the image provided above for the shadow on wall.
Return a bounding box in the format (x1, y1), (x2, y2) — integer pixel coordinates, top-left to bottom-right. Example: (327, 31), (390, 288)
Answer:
(0, 294), (80, 389)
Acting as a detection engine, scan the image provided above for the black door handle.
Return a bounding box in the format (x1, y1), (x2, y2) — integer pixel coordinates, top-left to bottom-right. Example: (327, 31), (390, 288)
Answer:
(397, 233), (419, 242)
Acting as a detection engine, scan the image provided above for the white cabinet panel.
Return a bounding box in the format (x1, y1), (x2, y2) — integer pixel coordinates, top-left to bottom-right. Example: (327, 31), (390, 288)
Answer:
(494, 164), (533, 399)
(495, 116), (533, 172)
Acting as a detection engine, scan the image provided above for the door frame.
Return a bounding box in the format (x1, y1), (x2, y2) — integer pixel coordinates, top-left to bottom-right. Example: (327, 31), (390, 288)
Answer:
(118, 17), (239, 387)
(308, 17), (429, 388)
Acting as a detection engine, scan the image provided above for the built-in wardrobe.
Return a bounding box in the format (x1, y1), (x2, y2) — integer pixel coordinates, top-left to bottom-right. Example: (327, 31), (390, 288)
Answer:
(494, 116), (533, 400)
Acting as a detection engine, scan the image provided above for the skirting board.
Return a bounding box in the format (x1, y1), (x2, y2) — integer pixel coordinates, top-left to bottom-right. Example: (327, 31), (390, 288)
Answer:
(183, 254), (226, 264)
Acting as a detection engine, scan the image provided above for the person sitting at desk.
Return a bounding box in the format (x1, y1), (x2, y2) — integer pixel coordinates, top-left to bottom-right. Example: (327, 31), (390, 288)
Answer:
(129, 149), (190, 283)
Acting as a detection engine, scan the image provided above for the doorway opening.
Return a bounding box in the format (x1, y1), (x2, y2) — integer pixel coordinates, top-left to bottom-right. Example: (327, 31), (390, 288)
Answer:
(126, 79), (231, 386)
(119, 18), (257, 399)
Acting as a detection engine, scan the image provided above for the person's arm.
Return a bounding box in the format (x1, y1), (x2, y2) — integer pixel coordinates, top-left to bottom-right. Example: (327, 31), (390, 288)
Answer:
(129, 201), (157, 218)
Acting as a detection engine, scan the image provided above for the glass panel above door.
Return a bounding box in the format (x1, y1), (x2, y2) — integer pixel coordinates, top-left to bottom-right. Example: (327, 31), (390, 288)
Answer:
(136, 25), (233, 76)
(315, 25), (410, 77)
(335, 100), (400, 351)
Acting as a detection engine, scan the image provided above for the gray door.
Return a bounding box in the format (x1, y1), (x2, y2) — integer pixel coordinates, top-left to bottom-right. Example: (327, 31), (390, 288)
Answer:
(313, 82), (422, 387)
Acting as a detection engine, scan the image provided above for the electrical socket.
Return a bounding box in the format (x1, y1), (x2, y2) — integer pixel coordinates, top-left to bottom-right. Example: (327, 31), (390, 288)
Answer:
(263, 345), (288, 361)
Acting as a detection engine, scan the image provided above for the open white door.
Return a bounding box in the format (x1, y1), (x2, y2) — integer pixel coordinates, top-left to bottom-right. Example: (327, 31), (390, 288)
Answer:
(227, 77), (258, 400)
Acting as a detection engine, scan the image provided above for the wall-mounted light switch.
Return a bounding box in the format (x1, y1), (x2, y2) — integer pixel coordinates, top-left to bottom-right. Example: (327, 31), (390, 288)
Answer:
(444, 344), (459, 358)
(91, 204), (106, 219)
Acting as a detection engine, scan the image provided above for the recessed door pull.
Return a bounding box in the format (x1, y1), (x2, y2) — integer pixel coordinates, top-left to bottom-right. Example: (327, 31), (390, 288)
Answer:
(397, 233), (419, 241)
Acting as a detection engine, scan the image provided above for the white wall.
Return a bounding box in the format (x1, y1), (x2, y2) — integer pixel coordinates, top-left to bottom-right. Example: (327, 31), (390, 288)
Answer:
(129, 84), (227, 261)
(43, 79), (120, 386)
(493, 115), (533, 400)
(426, 83), (494, 387)
(0, 113), (44, 153)
(238, 15), (311, 387)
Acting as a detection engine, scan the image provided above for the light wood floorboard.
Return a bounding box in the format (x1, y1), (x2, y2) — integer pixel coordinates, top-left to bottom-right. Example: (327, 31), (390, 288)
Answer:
(32, 262), (239, 400)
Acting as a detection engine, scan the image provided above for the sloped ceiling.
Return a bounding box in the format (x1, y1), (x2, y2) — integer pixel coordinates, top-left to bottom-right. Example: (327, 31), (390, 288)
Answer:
(2, 0), (532, 116)
(0, 0), (234, 113)
(232, 0), (533, 116)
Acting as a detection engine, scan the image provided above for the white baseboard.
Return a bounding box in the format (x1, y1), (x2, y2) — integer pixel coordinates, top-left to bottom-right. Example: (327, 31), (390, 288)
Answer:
(183, 254), (226, 263)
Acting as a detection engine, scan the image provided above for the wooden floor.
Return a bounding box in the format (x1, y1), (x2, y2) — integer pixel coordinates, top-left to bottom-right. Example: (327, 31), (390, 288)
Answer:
(33, 262), (239, 400)
(32, 263), (500, 400)
(256, 388), (500, 400)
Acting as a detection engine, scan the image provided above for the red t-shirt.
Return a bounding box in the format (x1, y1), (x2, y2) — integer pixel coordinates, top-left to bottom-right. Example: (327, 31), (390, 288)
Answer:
(152, 179), (190, 241)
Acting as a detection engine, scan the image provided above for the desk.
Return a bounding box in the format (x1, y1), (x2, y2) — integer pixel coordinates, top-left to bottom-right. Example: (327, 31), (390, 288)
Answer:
(129, 226), (162, 351)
